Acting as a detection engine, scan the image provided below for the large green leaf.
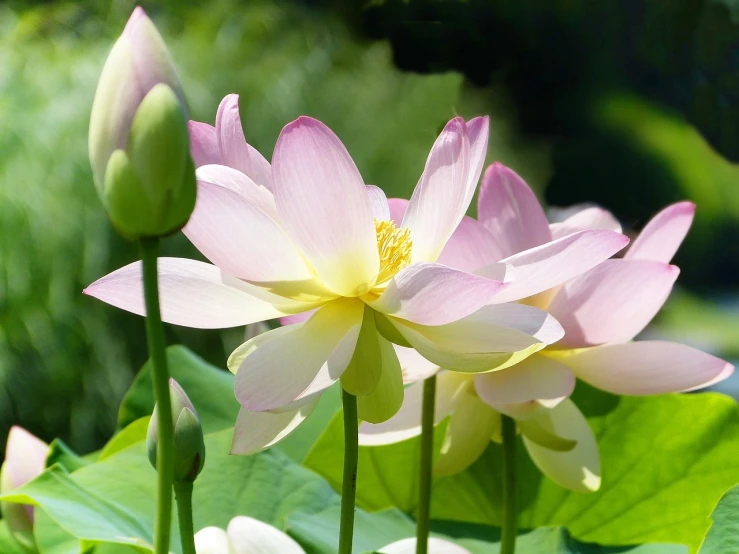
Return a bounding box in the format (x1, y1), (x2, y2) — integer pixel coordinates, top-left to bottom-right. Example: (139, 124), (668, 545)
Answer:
(305, 386), (739, 552)
(0, 520), (33, 554)
(698, 484), (739, 553)
(287, 506), (686, 554)
(2, 427), (340, 552)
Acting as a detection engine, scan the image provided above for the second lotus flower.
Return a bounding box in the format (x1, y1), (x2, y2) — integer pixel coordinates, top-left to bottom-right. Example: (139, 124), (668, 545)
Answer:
(360, 164), (733, 491)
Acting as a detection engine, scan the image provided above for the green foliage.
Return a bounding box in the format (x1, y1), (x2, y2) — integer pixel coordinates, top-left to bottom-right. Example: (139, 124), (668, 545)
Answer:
(305, 385), (739, 552)
(288, 506), (686, 554)
(698, 484), (739, 553)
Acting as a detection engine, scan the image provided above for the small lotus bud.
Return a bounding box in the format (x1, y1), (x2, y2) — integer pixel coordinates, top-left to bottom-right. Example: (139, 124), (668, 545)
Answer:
(147, 379), (205, 483)
(89, 7), (195, 239)
(0, 427), (48, 550)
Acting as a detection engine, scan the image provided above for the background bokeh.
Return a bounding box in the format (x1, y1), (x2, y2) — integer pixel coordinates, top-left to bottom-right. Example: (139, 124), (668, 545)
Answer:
(1, 0), (737, 456)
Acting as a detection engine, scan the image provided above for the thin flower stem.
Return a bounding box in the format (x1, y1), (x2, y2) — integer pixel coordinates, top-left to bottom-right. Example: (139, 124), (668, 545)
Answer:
(174, 481), (196, 554)
(415, 375), (437, 554)
(140, 237), (174, 554)
(338, 389), (359, 554)
(500, 415), (517, 554)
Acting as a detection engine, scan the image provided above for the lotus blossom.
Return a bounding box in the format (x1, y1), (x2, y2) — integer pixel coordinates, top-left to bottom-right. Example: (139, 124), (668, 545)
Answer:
(86, 98), (625, 455)
(359, 163), (733, 492)
(0, 427), (49, 548)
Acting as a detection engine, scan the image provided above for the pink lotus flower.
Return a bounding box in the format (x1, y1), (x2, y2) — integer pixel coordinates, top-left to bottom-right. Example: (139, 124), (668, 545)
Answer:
(360, 163), (733, 492)
(86, 100), (624, 454)
(0, 427), (48, 548)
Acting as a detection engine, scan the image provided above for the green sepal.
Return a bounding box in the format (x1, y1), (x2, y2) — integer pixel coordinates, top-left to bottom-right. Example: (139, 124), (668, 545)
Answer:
(126, 83), (188, 218)
(357, 335), (404, 424)
(373, 312), (412, 348)
(102, 149), (150, 239)
(341, 307), (383, 396)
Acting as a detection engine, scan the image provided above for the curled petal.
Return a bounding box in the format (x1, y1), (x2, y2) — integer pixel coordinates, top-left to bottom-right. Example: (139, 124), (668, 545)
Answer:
(273, 117), (378, 296)
(552, 341), (734, 395)
(234, 299), (363, 411)
(390, 304), (564, 373)
(369, 262), (508, 326)
(84, 258), (312, 329)
(547, 259), (679, 347)
(230, 401), (318, 455)
(522, 399), (601, 492)
(215, 94), (253, 178)
(403, 118), (473, 263)
(625, 201), (695, 263)
(478, 163), (551, 257)
(488, 229), (630, 304)
(549, 206), (622, 239)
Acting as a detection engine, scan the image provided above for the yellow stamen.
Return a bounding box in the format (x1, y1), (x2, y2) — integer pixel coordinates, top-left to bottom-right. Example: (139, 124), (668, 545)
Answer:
(373, 219), (412, 291)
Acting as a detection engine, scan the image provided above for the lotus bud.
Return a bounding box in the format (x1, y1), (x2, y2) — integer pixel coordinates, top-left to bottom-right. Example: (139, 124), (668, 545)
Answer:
(147, 379), (205, 483)
(0, 427), (49, 550)
(89, 7), (195, 239)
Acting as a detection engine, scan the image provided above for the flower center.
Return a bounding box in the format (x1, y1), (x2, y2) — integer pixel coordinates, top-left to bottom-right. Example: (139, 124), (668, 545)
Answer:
(373, 219), (412, 290)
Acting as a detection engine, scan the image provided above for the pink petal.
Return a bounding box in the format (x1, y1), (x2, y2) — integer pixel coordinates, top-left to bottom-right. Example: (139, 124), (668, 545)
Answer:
(84, 258), (313, 329)
(234, 299), (364, 411)
(366, 185), (391, 220)
(474, 354), (575, 407)
(436, 216), (506, 273)
(478, 163), (551, 258)
(488, 229), (630, 304)
(215, 94), (253, 177)
(4, 427), (47, 490)
(230, 402), (317, 455)
(547, 259), (679, 347)
(245, 142), (274, 192)
(279, 310), (315, 327)
(549, 206), (622, 240)
(558, 341), (734, 395)
(184, 177), (316, 285)
(625, 201), (695, 263)
(465, 116), (490, 202)
(402, 118), (472, 263)
(273, 117), (378, 297)
(387, 198), (409, 226)
(368, 262), (508, 326)
(188, 121), (223, 167)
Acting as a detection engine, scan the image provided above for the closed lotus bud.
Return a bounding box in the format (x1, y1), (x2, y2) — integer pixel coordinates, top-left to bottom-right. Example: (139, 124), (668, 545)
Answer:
(0, 427), (48, 551)
(147, 379), (205, 483)
(89, 7), (195, 239)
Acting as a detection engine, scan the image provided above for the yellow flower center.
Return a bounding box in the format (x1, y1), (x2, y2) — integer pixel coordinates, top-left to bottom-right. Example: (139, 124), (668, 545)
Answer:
(372, 219), (412, 292)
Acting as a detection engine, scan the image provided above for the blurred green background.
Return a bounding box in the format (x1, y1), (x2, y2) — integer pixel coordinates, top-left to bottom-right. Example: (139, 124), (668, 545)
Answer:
(0, 0), (737, 456)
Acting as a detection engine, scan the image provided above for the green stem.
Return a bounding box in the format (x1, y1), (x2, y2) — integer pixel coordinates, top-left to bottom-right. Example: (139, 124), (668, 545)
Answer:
(415, 375), (437, 554)
(140, 238), (174, 554)
(500, 415), (517, 554)
(338, 389), (358, 554)
(174, 481), (196, 554)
